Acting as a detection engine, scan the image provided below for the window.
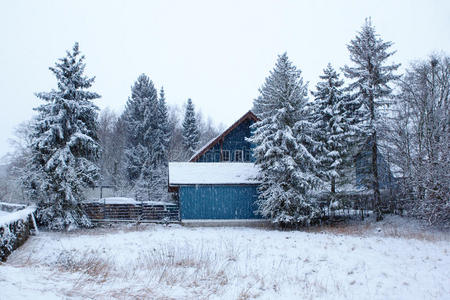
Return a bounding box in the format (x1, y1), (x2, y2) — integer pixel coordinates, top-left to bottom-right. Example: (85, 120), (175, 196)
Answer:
(235, 150), (243, 162)
(244, 149), (250, 162)
(222, 150), (230, 162)
(214, 151), (220, 162)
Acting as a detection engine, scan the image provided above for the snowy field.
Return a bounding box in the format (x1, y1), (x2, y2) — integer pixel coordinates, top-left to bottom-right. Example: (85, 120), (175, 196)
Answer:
(0, 216), (449, 300)
(0, 210), (9, 217)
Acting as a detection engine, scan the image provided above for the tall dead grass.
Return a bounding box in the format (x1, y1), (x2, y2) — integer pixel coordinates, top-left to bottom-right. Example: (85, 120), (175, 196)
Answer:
(46, 241), (236, 299)
(306, 221), (448, 242)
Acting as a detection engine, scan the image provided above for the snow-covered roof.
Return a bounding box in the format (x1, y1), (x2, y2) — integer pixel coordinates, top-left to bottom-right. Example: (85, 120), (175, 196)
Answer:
(169, 162), (260, 185)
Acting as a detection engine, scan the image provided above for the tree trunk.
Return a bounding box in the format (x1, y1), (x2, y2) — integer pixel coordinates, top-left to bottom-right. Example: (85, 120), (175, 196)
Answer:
(372, 132), (382, 221)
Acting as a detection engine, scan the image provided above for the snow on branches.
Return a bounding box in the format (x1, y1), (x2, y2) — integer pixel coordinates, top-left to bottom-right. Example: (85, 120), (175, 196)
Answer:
(123, 74), (170, 202)
(182, 98), (200, 156)
(25, 42), (100, 230)
(250, 53), (322, 225)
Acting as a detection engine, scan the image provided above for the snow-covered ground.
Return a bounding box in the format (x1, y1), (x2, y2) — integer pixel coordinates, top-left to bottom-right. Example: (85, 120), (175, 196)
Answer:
(0, 216), (448, 299)
(0, 210), (9, 217)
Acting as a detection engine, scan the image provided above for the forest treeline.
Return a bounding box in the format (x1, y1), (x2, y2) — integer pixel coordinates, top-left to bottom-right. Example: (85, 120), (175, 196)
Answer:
(0, 18), (448, 229)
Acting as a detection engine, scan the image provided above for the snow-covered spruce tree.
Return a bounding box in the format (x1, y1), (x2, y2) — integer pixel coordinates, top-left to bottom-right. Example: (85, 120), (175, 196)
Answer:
(25, 42), (100, 230)
(343, 18), (400, 221)
(310, 64), (352, 198)
(123, 74), (157, 185)
(157, 87), (171, 162)
(250, 53), (322, 226)
(149, 87), (171, 201)
(123, 74), (169, 201)
(182, 98), (200, 157)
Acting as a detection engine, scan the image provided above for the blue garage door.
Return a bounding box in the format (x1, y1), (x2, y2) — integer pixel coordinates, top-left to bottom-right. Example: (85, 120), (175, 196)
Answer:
(179, 185), (260, 219)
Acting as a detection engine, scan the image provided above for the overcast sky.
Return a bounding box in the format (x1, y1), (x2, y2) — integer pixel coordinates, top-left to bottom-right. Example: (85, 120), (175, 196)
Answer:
(0, 0), (449, 159)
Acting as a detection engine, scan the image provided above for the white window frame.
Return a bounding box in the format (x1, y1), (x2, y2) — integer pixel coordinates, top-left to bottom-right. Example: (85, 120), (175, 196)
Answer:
(222, 150), (230, 162)
(235, 150), (243, 162)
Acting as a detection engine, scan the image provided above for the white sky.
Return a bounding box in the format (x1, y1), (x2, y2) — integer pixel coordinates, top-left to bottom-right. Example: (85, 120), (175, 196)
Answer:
(0, 0), (449, 159)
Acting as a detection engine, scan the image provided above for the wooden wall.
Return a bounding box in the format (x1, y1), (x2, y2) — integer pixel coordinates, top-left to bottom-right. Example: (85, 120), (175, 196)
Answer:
(179, 185), (260, 219)
(197, 119), (255, 163)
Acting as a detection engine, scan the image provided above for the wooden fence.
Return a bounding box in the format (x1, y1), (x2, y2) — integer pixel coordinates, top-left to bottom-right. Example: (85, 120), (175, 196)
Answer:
(316, 189), (401, 222)
(83, 202), (180, 223)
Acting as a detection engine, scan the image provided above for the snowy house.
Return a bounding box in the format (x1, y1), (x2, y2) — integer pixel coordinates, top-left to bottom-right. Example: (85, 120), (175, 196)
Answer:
(169, 111), (262, 220)
(169, 110), (397, 220)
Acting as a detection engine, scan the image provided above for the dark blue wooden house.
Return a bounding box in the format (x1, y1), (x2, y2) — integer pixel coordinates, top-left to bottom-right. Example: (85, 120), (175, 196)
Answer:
(169, 110), (396, 221)
(169, 111), (262, 220)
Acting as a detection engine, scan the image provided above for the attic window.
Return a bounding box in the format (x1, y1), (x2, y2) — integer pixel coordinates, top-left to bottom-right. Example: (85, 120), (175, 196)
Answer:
(235, 150), (243, 162)
(222, 150), (230, 162)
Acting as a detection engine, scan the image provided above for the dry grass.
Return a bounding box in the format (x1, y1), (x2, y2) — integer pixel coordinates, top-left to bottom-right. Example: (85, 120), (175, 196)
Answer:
(304, 218), (449, 242)
(37, 241), (237, 299)
(56, 250), (112, 276)
(380, 226), (447, 242)
(38, 241), (325, 299)
(60, 222), (160, 236)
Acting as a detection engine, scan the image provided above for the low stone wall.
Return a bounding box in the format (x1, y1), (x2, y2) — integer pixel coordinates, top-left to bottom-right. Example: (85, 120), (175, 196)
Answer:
(0, 207), (37, 262)
(83, 202), (180, 223)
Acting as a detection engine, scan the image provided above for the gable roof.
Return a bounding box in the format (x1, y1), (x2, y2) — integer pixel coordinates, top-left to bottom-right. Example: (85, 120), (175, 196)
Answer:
(189, 110), (259, 162)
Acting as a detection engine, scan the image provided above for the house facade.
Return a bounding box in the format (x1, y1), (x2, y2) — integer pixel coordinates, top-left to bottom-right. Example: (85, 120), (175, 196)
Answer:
(169, 111), (262, 220)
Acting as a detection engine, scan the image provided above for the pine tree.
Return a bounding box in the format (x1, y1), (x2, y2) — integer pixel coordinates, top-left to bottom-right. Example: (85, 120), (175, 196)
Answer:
(310, 64), (352, 197)
(123, 75), (170, 201)
(149, 87), (170, 201)
(124, 74), (158, 184)
(250, 53), (322, 225)
(25, 42), (100, 230)
(343, 18), (400, 220)
(182, 98), (200, 157)
(157, 87), (171, 163)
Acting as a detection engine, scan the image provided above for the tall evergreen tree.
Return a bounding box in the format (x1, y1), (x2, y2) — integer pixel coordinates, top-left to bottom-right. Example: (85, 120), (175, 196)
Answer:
(123, 75), (170, 201)
(182, 98), (200, 157)
(343, 18), (400, 220)
(250, 53), (322, 225)
(149, 87), (170, 201)
(157, 87), (171, 161)
(25, 42), (100, 230)
(124, 74), (156, 200)
(124, 74), (158, 184)
(310, 64), (352, 196)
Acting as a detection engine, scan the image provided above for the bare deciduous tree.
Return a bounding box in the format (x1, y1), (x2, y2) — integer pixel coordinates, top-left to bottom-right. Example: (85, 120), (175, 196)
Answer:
(388, 54), (449, 226)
